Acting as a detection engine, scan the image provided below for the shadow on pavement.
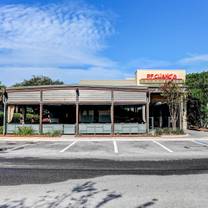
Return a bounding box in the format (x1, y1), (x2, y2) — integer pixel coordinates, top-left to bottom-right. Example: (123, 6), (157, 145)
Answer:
(0, 181), (122, 208)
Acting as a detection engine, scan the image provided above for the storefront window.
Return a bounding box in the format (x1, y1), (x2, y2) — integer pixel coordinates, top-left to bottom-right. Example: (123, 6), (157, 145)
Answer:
(9, 105), (39, 124)
(79, 105), (111, 123)
(114, 105), (145, 123)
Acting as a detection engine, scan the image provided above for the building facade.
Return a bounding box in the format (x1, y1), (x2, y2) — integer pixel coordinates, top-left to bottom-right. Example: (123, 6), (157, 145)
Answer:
(4, 69), (186, 135)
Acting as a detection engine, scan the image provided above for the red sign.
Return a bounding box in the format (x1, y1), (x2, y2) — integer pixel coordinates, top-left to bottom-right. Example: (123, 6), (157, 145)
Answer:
(146, 73), (178, 80)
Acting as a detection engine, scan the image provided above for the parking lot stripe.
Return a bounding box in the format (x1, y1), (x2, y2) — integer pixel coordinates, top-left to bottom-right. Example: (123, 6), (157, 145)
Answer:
(113, 140), (119, 154)
(152, 140), (173, 153)
(8, 144), (32, 152)
(60, 141), (77, 153)
(192, 140), (208, 147)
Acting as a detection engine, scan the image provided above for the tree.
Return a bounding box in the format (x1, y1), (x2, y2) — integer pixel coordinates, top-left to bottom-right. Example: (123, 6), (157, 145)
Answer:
(160, 81), (185, 130)
(13, 75), (64, 87)
(0, 82), (6, 103)
(186, 72), (208, 128)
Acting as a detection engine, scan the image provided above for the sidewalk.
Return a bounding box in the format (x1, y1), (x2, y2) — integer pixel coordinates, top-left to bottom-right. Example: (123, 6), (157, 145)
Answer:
(0, 132), (207, 142)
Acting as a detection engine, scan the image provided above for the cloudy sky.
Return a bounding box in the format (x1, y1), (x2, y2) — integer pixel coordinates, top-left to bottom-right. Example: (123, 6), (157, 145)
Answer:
(0, 0), (208, 86)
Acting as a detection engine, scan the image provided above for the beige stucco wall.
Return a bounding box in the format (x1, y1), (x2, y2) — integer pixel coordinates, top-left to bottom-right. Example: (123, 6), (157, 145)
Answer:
(80, 79), (136, 86)
(79, 69), (186, 87)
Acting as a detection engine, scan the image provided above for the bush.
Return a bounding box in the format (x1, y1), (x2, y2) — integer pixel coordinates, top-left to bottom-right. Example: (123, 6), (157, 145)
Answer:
(0, 126), (3, 134)
(14, 126), (34, 136)
(46, 130), (62, 137)
(12, 113), (22, 123)
(162, 128), (171, 135)
(172, 128), (185, 135)
(0, 112), (3, 125)
(25, 113), (39, 123)
(155, 128), (184, 136)
(155, 128), (163, 136)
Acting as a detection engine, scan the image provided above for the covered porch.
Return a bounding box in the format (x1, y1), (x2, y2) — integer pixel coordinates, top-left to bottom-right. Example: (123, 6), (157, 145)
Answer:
(6, 103), (148, 135)
(5, 86), (149, 135)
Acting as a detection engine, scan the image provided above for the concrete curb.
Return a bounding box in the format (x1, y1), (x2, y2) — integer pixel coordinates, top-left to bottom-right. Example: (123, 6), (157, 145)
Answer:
(1, 136), (208, 142)
(161, 133), (189, 138)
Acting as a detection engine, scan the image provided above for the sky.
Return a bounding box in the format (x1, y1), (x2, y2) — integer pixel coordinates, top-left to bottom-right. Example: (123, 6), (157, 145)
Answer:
(0, 0), (208, 86)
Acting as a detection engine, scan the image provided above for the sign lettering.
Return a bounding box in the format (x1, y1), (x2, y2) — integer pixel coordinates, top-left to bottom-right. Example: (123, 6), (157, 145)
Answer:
(146, 73), (178, 80)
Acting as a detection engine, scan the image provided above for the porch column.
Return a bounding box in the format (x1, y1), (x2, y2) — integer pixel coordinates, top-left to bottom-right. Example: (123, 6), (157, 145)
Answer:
(22, 106), (26, 124)
(3, 99), (7, 135)
(183, 98), (187, 131)
(146, 91), (150, 133)
(111, 90), (114, 135)
(39, 90), (43, 134)
(75, 88), (79, 136)
(180, 96), (187, 131)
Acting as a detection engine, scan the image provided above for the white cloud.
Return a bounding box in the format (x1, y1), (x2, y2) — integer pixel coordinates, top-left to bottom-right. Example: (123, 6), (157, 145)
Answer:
(178, 54), (208, 65)
(0, 1), (121, 85)
(0, 67), (124, 86)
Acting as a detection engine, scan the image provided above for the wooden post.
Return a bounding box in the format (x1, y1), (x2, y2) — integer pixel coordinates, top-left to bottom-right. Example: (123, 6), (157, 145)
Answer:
(3, 99), (7, 135)
(23, 106), (26, 124)
(39, 90), (43, 134)
(179, 97), (183, 130)
(146, 91), (150, 133)
(75, 88), (79, 136)
(182, 97), (187, 131)
(111, 90), (114, 135)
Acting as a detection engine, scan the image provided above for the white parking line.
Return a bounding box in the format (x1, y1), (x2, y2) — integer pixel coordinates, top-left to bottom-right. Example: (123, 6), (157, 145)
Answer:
(152, 140), (173, 153)
(60, 141), (77, 153)
(113, 140), (119, 154)
(8, 143), (32, 152)
(192, 140), (208, 147)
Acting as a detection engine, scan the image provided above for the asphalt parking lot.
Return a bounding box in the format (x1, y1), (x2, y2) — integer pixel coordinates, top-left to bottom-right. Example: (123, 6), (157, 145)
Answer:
(1, 139), (208, 160)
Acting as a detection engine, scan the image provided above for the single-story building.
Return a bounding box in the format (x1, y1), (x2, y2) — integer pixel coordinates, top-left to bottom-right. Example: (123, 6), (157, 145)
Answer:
(4, 69), (186, 135)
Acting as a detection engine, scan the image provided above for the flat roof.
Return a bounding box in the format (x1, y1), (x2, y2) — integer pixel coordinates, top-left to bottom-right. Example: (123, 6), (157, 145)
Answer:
(6, 84), (149, 92)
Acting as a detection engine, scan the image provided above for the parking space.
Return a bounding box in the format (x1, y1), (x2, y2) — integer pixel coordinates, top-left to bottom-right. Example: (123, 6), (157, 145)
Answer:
(0, 141), (36, 153)
(60, 141), (115, 155)
(1, 139), (208, 158)
(195, 140), (208, 146)
(159, 140), (208, 152)
(117, 141), (166, 154)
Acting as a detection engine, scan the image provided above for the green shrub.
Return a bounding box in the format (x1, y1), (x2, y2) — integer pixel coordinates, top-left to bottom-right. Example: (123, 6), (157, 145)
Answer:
(0, 111), (3, 124)
(0, 126), (3, 134)
(162, 128), (171, 135)
(46, 130), (62, 137)
(15, 126), (34, 136)
(155, 128), (185, 136)
(155, 128), (163, 136)
(25, 113), (39, 123)
(12, 113), (22, 123)
(172, 128), (185, 135)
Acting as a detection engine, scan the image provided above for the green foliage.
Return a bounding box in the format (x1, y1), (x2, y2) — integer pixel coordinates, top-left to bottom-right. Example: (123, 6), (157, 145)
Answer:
(0, 82), (5, 88)
(14, 126), (34, 136)
(13, 75), (64, 87)
(155, 128), (163, 136)
(160, 81), (185, 130)
(0, 126), (3, 134)
(46, 130), (62, 137)
(0, 84), (6, 104)
(11, 113), (39, 123)
(25, 113), (39, 123)
(155, 128), (184, 136)
(0, 111), (3, 125)
(12, 113), (22, 123)
(186, 71), (208, 127)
